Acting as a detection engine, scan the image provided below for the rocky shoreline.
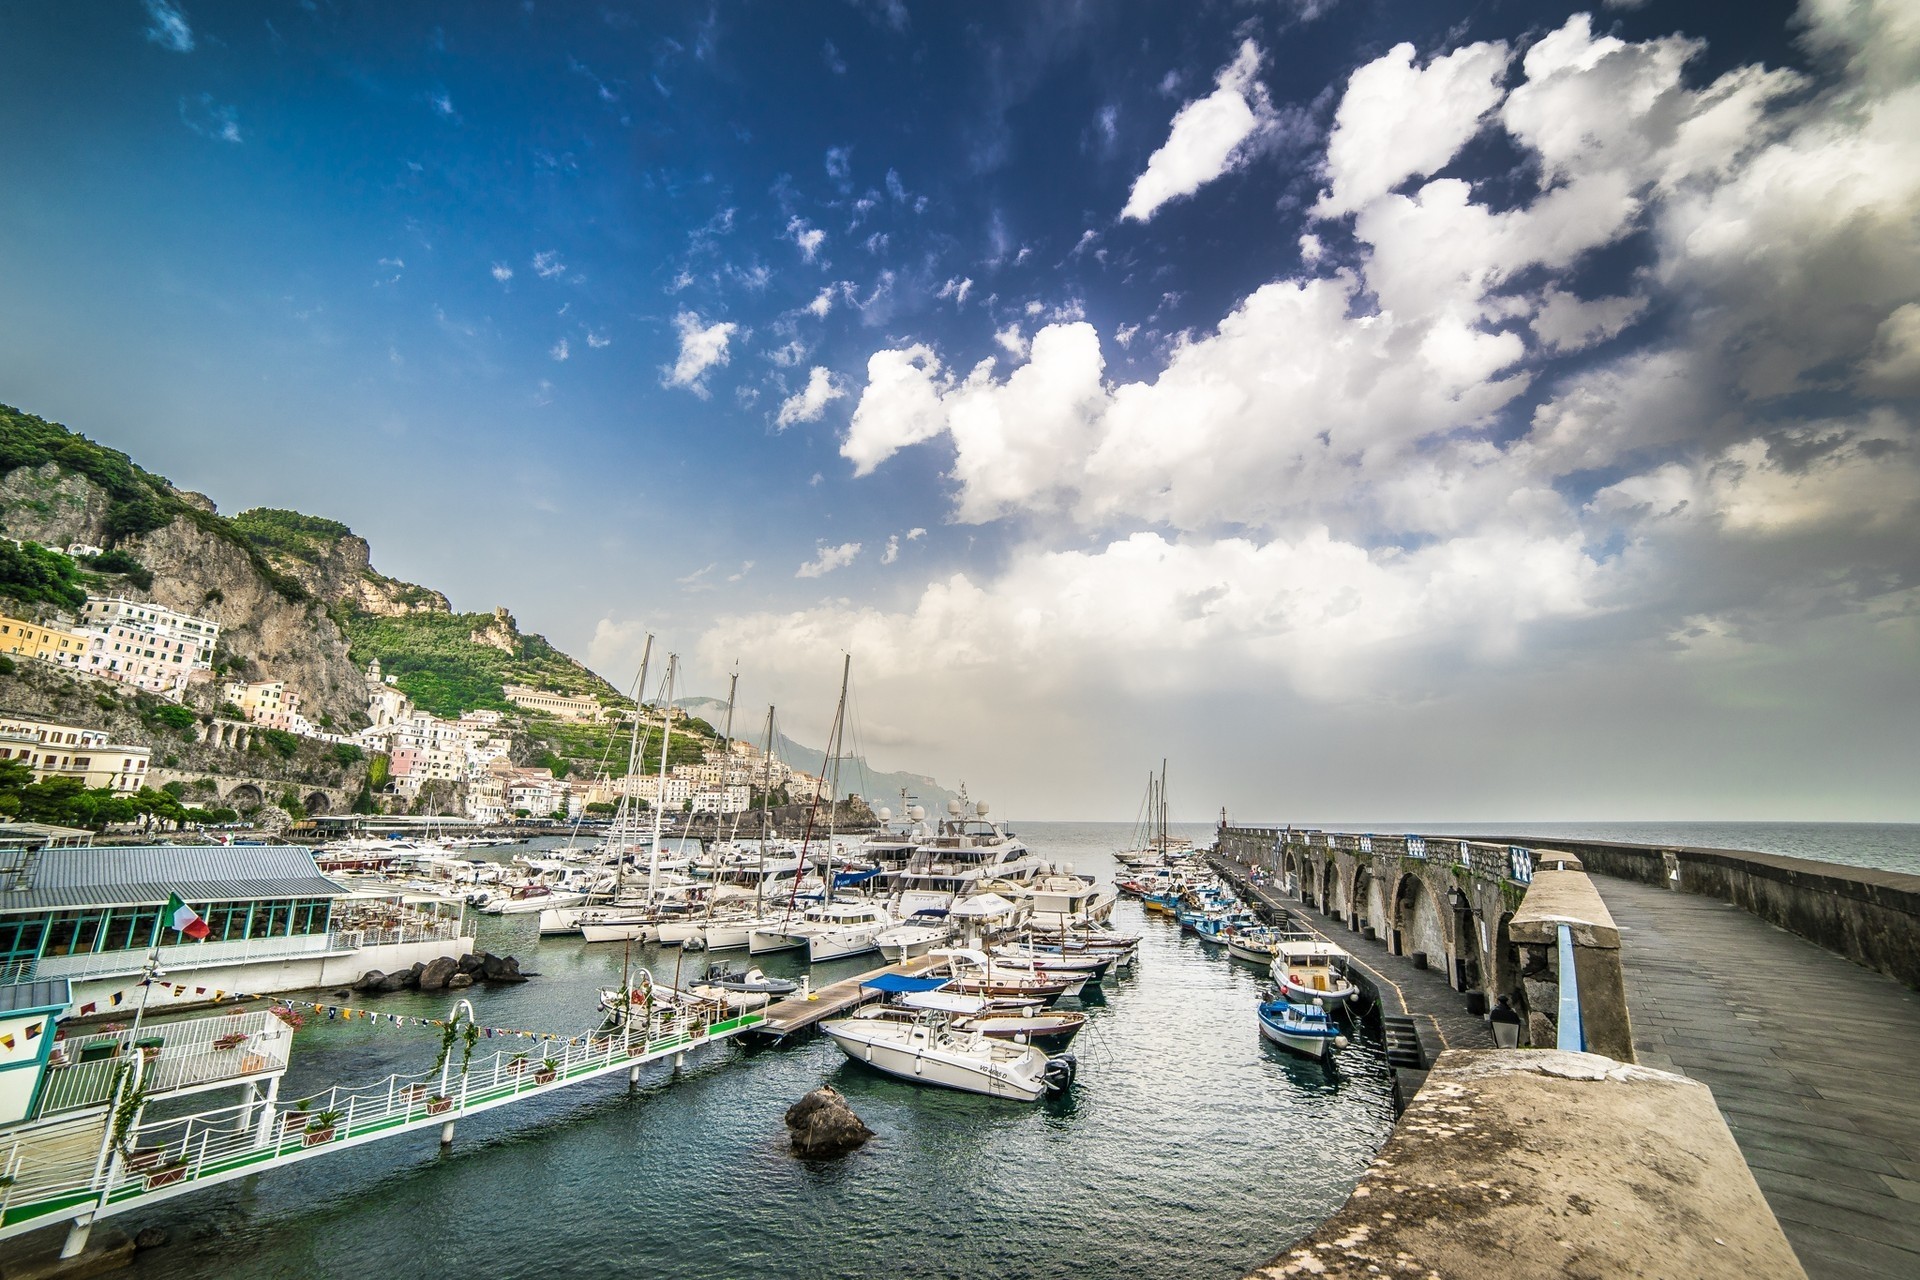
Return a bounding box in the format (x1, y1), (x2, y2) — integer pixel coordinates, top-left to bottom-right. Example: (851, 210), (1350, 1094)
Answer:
(351, 950), (528, 994)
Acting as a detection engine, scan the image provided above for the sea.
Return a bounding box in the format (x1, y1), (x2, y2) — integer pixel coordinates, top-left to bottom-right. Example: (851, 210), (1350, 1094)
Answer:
(108, 818), (1915, 1279)
(115, 822), (1393, 1280)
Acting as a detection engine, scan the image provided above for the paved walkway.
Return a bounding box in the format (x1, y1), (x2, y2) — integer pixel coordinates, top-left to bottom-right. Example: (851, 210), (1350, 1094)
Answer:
(1594, 876), (1920, 1280)
(1210, 854), (1493, 1055)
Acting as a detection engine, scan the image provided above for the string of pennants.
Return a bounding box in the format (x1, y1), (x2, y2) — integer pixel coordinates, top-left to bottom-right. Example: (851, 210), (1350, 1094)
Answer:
(59, 980), (585, 1048)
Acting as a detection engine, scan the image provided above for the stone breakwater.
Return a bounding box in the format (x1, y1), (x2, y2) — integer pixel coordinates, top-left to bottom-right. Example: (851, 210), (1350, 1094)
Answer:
(351, 951), (527, 994)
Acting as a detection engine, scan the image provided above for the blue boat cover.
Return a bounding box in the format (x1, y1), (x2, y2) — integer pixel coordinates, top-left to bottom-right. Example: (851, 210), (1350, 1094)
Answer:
(862, 973), (950, 993)
(834, 868), (884, 886)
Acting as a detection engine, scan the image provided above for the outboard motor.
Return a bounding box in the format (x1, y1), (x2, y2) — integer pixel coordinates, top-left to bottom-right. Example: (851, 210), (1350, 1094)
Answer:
(1042, 1053), (1078, 1094)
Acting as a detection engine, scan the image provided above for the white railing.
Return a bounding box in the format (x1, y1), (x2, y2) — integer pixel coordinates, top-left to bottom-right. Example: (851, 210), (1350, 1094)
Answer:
(332, 918), (467, 949)
(37, 1011), (291, 1116)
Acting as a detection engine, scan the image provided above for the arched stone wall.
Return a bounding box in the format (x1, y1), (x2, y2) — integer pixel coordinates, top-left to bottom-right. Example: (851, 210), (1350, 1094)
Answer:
(304, 790), (333, 816)
(226, 782), (263, 808)
(1395, 873), (1450, 965)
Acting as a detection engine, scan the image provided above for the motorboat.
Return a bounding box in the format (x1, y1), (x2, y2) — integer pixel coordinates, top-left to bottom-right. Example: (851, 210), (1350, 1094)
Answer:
(889, 789), (1047, 918)
(991, 942), (1111, 980)
(1257, 996), (1348, 1060)
(1225, 926), (1284, 966)
(1273, 938), (1361, 1009)
(687, 964), (798, 1012)
(876, 911), (956, 961)
(748, 899), (896, 962)
(823, 1002), (1075, 1101)
(931, 948), (1079, 1003)
(474, 885), (588, 916)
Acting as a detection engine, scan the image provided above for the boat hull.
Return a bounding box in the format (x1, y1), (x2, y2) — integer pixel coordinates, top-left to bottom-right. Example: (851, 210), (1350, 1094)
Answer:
(823, 1022), (1053, 1101)
(1257, 1004), (1341, 1060)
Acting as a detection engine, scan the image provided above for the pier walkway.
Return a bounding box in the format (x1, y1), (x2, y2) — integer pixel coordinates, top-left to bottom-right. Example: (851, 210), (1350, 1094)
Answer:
(748, 954), (945, 1041)
(1594, 876), (1920, 1280)
(1210, 853), (1494, 1065)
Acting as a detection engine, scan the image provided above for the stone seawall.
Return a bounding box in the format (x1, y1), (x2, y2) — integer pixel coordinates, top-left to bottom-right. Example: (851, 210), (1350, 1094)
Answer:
(1465, 836), (1920, 991)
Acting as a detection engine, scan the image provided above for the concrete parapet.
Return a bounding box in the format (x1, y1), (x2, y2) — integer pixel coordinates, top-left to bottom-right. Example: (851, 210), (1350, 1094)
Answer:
(1250, 1049), (1807, 1280)
(1509, 866), (1635, 1062)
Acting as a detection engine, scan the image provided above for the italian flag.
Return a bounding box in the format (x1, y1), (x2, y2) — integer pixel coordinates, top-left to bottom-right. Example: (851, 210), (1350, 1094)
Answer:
(164, 893), (211, 940)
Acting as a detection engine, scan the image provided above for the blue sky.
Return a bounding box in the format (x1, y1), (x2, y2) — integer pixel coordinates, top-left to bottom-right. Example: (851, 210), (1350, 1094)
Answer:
(2, 1), (1916, 820)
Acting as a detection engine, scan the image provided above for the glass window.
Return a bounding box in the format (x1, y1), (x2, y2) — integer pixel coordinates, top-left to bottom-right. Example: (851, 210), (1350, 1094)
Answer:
(97, 909), (146, 954)
(42, 910), (104, 957)
(0, 917), (46, 963)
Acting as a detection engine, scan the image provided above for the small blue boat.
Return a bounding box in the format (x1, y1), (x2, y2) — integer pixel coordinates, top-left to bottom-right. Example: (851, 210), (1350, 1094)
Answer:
(1257, 996), (1348, 1060)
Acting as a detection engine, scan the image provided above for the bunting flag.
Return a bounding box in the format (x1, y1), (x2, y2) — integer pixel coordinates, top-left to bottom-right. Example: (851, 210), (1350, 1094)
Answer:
(79, 1002), (96, 1015)
(24, 1022), (42, 1041)
(109, 992), (124, 1006)
(0, 1033), (13, 1051)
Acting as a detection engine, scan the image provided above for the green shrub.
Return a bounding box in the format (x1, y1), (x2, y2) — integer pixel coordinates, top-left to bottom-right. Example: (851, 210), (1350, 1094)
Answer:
(329, 743), (364, 765)
(258, 729), (299, 758)
(0, 540), (86, 611)
(79, 549), (153, 589)
(148, 704), (196, 734)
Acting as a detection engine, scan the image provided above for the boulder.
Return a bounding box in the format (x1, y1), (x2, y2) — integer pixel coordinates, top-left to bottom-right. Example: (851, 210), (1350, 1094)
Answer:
(352, 971), (385, 992)
(480, 953), (527, 984)
(784, 1086), (873, 1159)
(447, 973), (474, 989)
(417, 956), (459, 992)
(456, 953), (486, 975)
(134, 1226), (169, 1249)
(374, 971), (411, 993)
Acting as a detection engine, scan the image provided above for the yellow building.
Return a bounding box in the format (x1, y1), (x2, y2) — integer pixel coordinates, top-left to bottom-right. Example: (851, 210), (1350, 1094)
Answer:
(0, 616), (90, 668)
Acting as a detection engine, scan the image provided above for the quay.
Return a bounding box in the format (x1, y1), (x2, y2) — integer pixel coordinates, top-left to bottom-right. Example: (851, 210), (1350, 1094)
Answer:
(747, 954), (946, 1042)
(1216, 823), (1920, 1280)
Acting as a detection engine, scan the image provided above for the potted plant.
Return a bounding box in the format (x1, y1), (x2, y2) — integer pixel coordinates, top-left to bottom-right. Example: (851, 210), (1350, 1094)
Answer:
(133, 1036), (164, 1061)
(145, 1156), (189, 1189)
(534, 1057), (558, 1085)
(507, 1052), (531, 1075)
(302, 1109), (340, 1147)
(125, 1146), (163, 1171)
(425, 1093), (453, 1116)
(212, 1032), (247, 1052)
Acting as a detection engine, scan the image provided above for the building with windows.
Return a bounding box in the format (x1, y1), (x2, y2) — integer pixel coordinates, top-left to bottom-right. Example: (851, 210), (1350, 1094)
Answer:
(0, 841), (471, 1012)
(0, 616), (91, 670)
(501, 684), (606, 722)
(79, 596), (218, 700)
(0, 716), (151, 793)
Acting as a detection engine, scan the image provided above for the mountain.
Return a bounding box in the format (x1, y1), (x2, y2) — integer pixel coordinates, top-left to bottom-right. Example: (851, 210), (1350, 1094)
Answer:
(0, 402), (620, 742)
(675, 695), (956, 814)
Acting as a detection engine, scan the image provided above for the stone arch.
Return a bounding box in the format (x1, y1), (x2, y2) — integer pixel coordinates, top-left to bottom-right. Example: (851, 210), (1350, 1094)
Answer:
(1351, 864), (1376, 935)
(304, 790), (333, 816)
(1448, 885), (1481, 992)
(226, 782), (263, 808)
(1394, 872), (1449, 967)
(1323, 860), (1347, 918)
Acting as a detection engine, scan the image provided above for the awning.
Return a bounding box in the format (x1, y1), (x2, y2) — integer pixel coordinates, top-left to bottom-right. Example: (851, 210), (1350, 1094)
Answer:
(834, 868), (884, 887)
(861, 973), (951, 994)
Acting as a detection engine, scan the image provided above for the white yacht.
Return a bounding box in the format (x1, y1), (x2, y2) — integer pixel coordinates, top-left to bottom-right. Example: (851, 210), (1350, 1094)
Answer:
(890, 790), (1046, 918)
(822, 1000), (1075, 1101)
(748, 899), (896, 962)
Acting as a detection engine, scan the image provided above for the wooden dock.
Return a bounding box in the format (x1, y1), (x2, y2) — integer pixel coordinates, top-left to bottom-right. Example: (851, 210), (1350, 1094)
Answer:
(746, 954), (946, 1041)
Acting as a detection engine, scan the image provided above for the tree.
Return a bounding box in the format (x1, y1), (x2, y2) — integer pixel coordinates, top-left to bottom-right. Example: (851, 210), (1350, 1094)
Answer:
(585, 801), (616, 816)
(258, 729), (300, 758)
(367, 753), (390, 790)
(681, 799), (694, 813)
(329, 743), (365, 766)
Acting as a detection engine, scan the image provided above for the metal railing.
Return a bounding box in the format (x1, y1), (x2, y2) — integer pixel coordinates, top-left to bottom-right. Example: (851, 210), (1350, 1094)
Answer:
(0, 1000), (762, 1239)
(17, 933), (342, 986)
(1555, 923), (1586, 1052)
(36, 1012), (291, 1117)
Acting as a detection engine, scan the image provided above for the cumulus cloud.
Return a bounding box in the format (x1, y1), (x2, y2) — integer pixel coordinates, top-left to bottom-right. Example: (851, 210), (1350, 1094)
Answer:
(1314, 40), (1510, 217)
(805, 287), (836, 318)
(796, 541), (861, 578)
(550, 338), (570, 361)
(882, 535), (900, 564)
(775, 367), (845, 428)
(143, 0), (193, 52)
(1122, 40), (1279, 222)
(661, 311), (739, 396)
(787, 217), (826, 263)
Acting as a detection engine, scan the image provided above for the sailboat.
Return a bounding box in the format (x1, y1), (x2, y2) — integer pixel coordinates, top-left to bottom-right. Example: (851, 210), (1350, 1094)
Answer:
(581, 651), (684, 944)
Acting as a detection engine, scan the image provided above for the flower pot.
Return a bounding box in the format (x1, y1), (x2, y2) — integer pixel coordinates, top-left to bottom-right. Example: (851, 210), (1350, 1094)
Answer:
(401, 1084), (429, 1102)
(213, 1035), (247, 1051)
(533, 1070), (556, 1085)
(126, 1147), (162, 1171)
(302, 1126), (336, 1147)
(145, 1166), (188, 1189)
(425, 1097), (453, 1115)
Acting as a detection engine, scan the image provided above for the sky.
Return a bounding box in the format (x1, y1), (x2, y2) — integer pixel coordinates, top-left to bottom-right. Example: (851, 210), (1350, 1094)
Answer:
(1, 0), (1916, 822)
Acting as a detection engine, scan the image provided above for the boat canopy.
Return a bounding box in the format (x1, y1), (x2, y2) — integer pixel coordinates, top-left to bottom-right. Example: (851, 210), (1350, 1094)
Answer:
(834, 868), (884, 887)
(947, 893), (1016, 918)
(861, 973), (951, 993)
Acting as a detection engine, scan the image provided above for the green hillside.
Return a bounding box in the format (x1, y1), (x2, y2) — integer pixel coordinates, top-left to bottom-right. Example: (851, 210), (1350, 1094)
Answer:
(342, 610), (625, 720)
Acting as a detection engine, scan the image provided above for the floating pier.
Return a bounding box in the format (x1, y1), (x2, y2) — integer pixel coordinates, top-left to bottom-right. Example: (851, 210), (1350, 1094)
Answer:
(746, 954), (946, 1042)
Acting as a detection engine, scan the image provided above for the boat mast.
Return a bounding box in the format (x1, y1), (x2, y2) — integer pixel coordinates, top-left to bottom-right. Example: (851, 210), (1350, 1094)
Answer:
(754, 705), (775, 915)
(645, 654), (677, 902)
(821, 654), (851, 901)
(1158, 757), (1168, 859)
(614, 635), (653, 897)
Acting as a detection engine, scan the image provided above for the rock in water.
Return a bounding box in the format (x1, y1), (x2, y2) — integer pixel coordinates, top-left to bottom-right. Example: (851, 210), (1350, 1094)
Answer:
(784, 1086), (873, 1159)
(447, 972), (474, 989)
(134, 1226), (169, 1249)
(417, 956), (459, 991)
(352, 970), (385, 992)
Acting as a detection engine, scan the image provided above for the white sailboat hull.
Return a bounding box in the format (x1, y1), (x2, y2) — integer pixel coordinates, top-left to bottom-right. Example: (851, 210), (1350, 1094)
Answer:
(747, 927), (807, 955)
(807, 924), (885, 963)
(481, 890), (587, 916)
(580, 920), (660, 943)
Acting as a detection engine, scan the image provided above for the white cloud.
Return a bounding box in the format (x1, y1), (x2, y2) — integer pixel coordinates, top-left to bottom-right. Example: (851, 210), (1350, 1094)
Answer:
(882, 536), (900, 564)
(936, 277), (974, 306)
(906, 527), (926, 540)
(550, 338), (570, 361)
(993, 325), (1028, 359)
(775, 367), (846, 429)
(796, 541), (862, 578)
(179, 94), (242, 143)
(587, 330), (611, 349)
(1862, 303), (1920, 395)
(787, 217), (826, 263)
(826, 145), (852, 186)
(144, 0), (193, 52)
(1314, 40), (1510, 217)
(1122, 40), (1278, 222)
(531, 251), (565, 279)
(428, 91), (458, 121)
(805, 287), (836, 318)
(1531, 288), (1649, 353)
(490, 262), (514, 283)
(661, 311), (739, 397)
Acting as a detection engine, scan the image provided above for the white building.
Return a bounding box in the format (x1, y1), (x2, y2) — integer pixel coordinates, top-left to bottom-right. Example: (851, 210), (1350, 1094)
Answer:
(79, 596), (218, 700)
(689, 785), (751, 814)
(501, 684), (606, 722)
(0, 715), (151, 792)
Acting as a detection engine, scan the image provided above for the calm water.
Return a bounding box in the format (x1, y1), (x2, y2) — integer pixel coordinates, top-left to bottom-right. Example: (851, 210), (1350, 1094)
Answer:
(116, 822), (1395, 1280)
(1286, 821), (1920, 878)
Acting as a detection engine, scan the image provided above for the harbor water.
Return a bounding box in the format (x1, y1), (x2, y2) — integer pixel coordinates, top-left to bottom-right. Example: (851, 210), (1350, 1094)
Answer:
(114, 822), (1397, 1280)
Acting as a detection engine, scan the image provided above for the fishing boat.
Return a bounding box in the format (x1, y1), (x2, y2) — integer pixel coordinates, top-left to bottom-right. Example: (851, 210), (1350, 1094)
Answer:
(1273, 938), (1361, 1009)
(1224, 925), (1284, 965)
(959, 1007), (1086, 1054)
(932, 948), (1080, 1002)
(823, 1003), (1076, 1101)
(1256, 996), (1348, 1060)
